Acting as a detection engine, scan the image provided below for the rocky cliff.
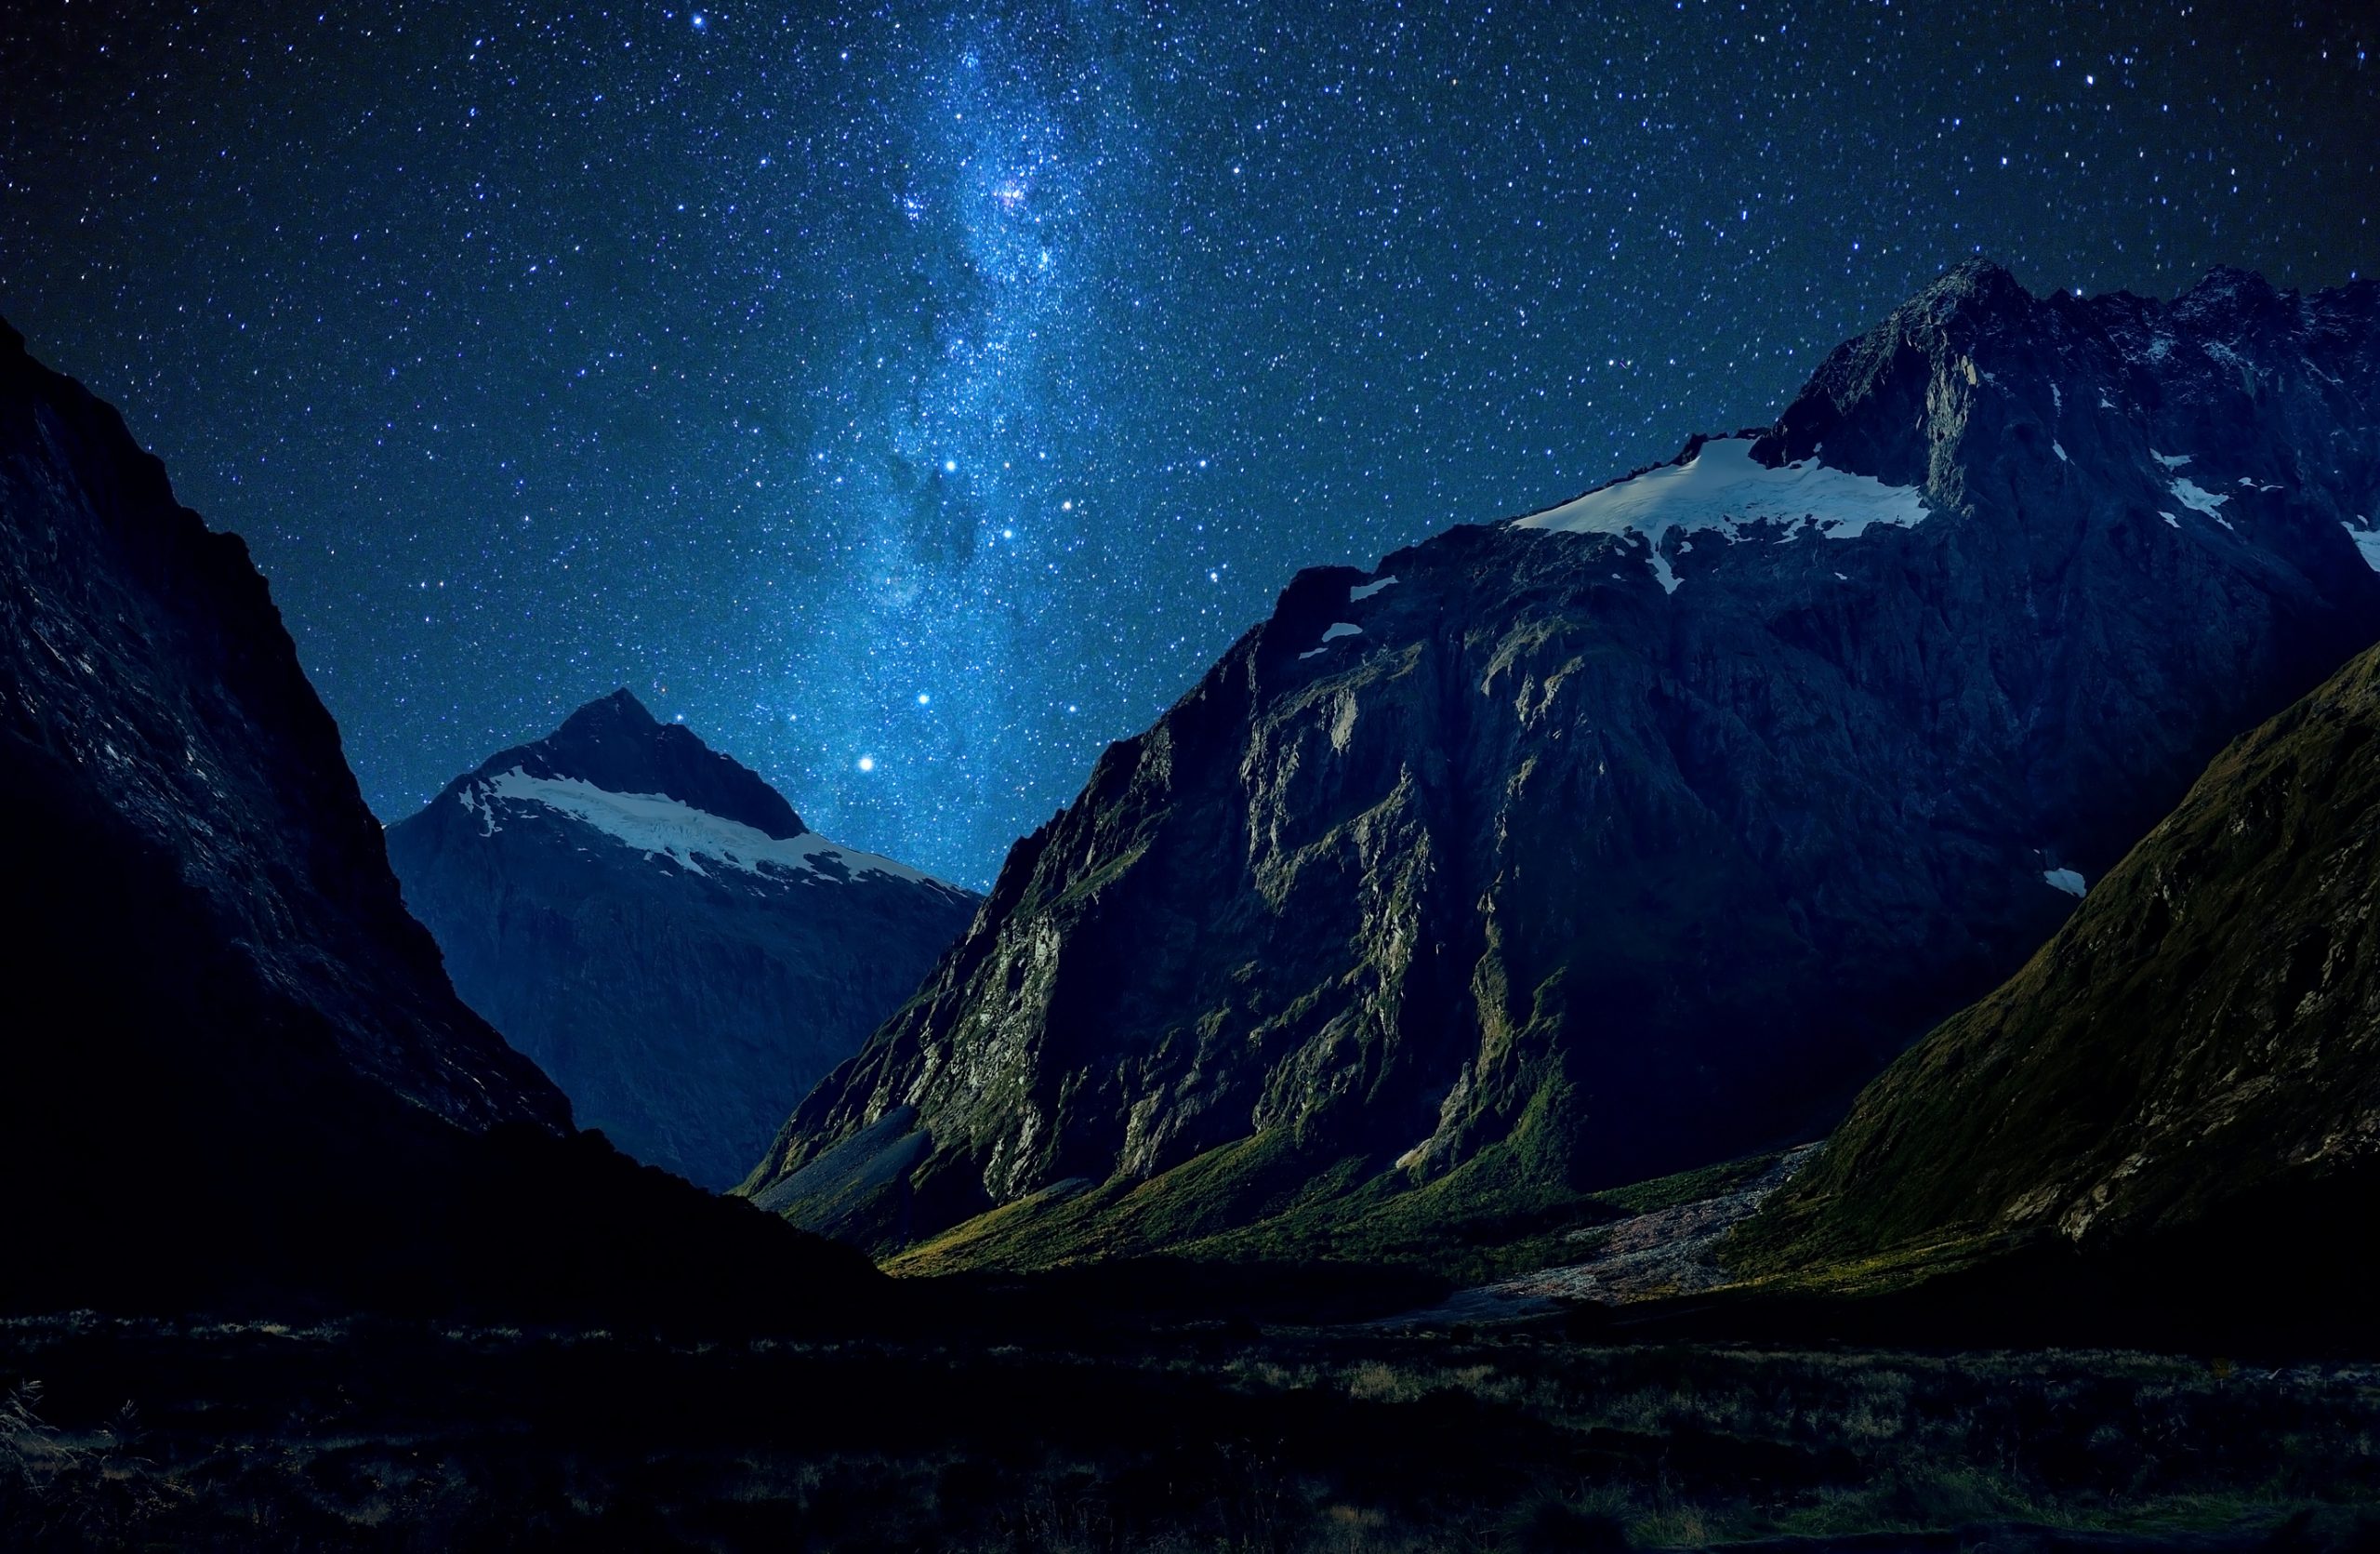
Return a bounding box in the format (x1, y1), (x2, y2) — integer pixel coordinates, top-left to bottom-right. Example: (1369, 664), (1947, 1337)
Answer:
(388, 693), (979, 1189)
(744, 261), (2380, 1263)
(0, 314), (564, 1136)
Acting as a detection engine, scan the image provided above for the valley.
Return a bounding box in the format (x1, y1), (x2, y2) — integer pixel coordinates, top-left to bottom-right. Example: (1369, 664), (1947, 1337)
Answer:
(4, 255), (2378, 1550)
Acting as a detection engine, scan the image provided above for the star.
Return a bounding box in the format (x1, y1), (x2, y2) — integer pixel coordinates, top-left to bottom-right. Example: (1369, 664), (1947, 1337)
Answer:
(6, 1), (2367, 891)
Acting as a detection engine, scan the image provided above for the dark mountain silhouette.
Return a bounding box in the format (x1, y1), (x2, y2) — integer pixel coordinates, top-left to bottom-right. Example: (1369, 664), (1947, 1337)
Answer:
(0, 317), (874, 1322)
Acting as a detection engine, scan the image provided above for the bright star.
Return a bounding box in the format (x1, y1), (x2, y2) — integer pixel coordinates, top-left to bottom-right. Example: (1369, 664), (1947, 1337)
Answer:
(944, 458), (958, 473)
(917, 692), (932, 705)
(857, 755), (876, 772)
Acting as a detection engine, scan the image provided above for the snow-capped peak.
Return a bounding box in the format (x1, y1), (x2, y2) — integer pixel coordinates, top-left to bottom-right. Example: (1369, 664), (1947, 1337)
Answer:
(1511, 437), (1931, 573)
(469, 766), (953, 890)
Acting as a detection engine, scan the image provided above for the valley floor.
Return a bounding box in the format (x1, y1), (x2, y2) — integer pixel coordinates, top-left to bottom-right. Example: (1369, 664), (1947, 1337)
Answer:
(3, 1308), (2377, 1552)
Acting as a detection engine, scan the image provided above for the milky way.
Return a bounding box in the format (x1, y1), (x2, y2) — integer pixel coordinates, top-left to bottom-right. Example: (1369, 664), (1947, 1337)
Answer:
(5, 1), (2373, 883)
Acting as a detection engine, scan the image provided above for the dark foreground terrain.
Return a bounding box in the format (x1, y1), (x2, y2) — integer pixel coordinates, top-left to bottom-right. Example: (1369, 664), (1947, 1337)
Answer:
(5, 1308), (2378, 1553)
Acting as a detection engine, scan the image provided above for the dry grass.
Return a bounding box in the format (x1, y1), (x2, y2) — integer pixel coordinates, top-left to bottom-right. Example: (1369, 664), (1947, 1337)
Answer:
(2, 1318), (2378, 1550)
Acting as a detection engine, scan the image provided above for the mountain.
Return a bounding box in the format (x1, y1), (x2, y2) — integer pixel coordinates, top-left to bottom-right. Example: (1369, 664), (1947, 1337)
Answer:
(386, 693), (979, 1189)
(744, 260), (2380, 1265)
(1726, 637), (2380, 1307)
(0, 315), (874, 1321)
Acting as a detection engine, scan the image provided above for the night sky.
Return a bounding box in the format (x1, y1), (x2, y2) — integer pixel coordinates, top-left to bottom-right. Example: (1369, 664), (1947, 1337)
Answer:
(5, 3), (2374, 886)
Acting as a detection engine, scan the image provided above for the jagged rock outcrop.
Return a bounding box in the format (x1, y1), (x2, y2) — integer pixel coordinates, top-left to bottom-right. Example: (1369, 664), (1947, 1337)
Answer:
(1731, 637), (2380, 1286)
(388, 693), (979, 1189)
(746, 262), (2380, 1263)
(0, 317), (873, 1319)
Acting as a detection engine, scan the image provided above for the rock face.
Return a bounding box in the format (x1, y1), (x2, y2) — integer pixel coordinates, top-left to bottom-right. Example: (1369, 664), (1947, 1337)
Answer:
(0, 317), (872, 1319)
(1731, 638), (2380, 1284)
(387, 694), (979, 1189)
(746, 261), (2380, 1260)
(0, 315), (566, 1137)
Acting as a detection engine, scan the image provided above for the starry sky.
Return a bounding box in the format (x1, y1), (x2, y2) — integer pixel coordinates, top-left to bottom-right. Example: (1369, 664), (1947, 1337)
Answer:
(5, 1), (2374, 886)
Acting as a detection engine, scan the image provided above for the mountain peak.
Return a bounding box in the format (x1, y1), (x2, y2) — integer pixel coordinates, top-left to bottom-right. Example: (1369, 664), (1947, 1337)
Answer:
(1752, 259), (2044, 482)
(1911, 256), (2030, 315)
(464, 694), (806, 839)
(389, 693), (979, 1189)
(562, 686), (660, 730)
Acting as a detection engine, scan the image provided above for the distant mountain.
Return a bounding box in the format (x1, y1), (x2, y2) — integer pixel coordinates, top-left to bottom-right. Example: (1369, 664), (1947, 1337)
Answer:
(1728, 638), (2380, 1301)
(0, 316), (873, 1321)
(744, 260), (2380, 1265)
(387, 693), (978, 1189)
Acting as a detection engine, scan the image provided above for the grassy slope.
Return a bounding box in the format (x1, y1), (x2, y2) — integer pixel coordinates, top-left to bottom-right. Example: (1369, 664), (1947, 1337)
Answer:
(890, 1110), (1787, 1285)
(1730, 640), (2380, 1292)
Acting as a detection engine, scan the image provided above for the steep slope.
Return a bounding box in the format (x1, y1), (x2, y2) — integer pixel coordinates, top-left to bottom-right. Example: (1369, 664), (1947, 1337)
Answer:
(388, 693), (978, 1189)
(1730, 639), (2380, 1293)
(0, 317), (874, 1320)
(746, 262), (2380, 1263)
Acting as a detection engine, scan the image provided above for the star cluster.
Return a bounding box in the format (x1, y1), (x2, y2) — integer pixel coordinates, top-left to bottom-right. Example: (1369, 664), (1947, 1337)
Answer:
(4, 1), (2373, 883)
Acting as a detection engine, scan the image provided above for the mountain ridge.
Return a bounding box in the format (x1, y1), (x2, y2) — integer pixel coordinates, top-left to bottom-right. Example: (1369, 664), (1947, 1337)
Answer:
(744, 260), (2380, 1266)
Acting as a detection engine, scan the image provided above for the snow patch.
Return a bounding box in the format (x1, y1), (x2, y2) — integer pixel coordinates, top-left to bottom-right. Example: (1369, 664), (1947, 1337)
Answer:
(2043, 868), (2086, 898)
(1300, 622), (1364, 659)
(2170, 478), (2229, 516)
(455, 783), (499, 836)
(2051, 383), (2063, 411)
(2160, 511), (2181, 529)
(2150, 449), (2192, 469)
(1646, 543), (1680, 595)
(2342, 522), (2380, 574)
(1514, 437), (1930, 561)
(2053, 440), (2069, 463)
(1348, 575), (1399, 602)
(476, 767), (945, 887)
